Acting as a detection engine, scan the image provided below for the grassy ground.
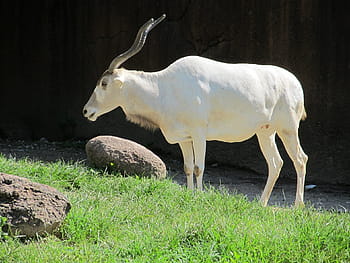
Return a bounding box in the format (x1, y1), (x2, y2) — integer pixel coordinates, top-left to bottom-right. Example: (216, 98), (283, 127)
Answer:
(0, 155), (349, 263)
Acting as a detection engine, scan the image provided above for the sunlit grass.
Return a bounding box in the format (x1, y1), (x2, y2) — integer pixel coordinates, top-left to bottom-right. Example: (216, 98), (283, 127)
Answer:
(0, 154), (349, 262)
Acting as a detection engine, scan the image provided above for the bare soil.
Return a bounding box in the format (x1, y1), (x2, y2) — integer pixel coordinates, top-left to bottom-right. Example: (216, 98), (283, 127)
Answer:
(1, 139), (349, 212)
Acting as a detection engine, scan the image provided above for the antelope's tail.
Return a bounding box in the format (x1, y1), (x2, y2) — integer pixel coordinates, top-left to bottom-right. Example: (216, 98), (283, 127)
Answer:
(301, 105), (307, 121)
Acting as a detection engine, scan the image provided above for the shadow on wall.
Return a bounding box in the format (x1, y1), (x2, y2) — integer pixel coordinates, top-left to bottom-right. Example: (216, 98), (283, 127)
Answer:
(0, 1), (349, 185)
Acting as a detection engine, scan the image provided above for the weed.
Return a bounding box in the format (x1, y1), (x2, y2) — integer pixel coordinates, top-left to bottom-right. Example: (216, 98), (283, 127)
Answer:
(0, 217), (9, 241)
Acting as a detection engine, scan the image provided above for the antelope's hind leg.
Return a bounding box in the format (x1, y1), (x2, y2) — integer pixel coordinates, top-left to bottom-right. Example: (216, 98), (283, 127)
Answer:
(278, 129), (308, 207)
(257, 130), (284, 207)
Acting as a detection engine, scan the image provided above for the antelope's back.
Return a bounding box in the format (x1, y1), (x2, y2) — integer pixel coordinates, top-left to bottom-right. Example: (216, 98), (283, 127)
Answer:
(164, 56), (303, 110)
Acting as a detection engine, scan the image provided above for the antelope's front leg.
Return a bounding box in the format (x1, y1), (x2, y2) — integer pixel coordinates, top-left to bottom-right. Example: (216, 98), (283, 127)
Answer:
(179, 141), (194, 189)
(192, 136), (206, 191)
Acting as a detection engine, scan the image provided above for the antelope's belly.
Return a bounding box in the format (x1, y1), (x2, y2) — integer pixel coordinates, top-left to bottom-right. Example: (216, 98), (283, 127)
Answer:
(206, 120), (257, 142)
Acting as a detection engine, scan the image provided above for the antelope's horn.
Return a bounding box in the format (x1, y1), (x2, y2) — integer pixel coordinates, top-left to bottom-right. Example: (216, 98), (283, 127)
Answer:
(108, 14), (166, 71)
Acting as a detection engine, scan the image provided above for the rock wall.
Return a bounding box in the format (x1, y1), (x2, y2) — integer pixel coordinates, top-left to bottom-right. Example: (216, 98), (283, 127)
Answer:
(0, 0), (349, 184)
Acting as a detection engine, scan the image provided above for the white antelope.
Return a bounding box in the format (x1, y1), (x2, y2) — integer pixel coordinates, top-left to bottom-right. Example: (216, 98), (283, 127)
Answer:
(83, 15), (308, 207)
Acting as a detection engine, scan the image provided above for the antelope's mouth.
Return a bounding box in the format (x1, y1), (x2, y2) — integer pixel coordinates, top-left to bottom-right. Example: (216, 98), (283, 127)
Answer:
(87, 113), (97, 121)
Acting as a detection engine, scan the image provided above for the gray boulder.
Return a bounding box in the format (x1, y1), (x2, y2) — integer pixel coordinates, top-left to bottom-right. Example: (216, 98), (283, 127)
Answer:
(0, 173), (71, 237)
(86, 136), (167, 179)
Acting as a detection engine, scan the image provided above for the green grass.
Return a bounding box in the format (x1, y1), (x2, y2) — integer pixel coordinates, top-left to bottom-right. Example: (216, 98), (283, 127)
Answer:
(0, 154), (349, 263)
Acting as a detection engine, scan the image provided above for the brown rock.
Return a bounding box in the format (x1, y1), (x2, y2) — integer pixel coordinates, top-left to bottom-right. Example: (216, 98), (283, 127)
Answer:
(0, 173), (71, 237)
(86, 136), (167, 179)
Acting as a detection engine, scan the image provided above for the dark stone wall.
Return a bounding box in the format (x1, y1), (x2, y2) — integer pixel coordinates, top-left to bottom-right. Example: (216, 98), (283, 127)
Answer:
(1, 1), (349, 184)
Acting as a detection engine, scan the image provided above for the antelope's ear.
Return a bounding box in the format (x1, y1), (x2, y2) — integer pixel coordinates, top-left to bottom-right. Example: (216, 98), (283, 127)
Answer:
(113, 75), (124, 88)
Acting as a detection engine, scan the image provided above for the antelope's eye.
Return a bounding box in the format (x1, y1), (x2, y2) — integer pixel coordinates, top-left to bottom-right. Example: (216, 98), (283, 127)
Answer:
(101, 81), (108, 90)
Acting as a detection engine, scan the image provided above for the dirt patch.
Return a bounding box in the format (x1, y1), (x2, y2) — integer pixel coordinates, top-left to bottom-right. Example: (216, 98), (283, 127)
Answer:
(1, 139), (349, 212)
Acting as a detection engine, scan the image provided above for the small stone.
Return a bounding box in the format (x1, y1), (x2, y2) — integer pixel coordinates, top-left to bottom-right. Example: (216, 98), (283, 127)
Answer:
(305, 184), (317, 190)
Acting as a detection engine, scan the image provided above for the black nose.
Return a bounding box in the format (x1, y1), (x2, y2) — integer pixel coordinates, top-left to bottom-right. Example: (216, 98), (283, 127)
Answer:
(83, 109), (87, 115)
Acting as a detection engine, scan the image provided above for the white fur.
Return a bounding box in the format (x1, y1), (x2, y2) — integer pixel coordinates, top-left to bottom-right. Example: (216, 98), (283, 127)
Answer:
(83, 56), (308, 207)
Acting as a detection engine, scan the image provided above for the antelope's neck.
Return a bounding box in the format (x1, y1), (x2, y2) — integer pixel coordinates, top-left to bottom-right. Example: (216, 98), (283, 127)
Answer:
(121, 70), (162, 130)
